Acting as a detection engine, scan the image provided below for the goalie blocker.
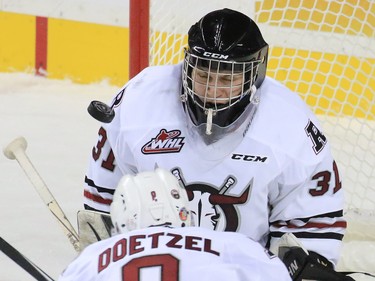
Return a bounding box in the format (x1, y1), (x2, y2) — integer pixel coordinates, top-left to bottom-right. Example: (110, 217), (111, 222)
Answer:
(282, 247), (355, 280)
(275, 233), (354, 281)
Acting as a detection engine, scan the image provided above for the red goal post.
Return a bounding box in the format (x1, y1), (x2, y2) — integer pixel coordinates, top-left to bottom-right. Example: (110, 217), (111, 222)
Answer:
(129, 0), (150, 79)
(130, 0), (375, 273)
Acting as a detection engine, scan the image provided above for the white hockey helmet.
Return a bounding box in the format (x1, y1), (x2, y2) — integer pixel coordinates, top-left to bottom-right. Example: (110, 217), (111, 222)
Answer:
(110, 168), (193, 233)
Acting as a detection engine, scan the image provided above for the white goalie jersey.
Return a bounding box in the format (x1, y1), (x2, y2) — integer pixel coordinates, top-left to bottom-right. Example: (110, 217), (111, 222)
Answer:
(84, 64), (346, 266)
(59, 226), (291, 281)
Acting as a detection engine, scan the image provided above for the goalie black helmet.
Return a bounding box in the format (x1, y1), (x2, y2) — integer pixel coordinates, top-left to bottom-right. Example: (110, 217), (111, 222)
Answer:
(181, 8), (268, 145)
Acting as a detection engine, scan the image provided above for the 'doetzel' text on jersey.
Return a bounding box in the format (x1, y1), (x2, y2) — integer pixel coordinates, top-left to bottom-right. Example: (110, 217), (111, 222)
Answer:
(59, 227), (291, 280)
(98, 230), (220, 273)
(84, 64), (346, 265)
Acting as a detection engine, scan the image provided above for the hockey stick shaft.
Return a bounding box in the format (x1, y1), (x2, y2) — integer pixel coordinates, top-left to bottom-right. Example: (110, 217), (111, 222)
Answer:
(0, 236), (54, 281)
(3, 137), (80, 252)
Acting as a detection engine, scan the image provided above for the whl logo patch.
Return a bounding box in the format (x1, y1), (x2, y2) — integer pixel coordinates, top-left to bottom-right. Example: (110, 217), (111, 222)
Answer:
(142, 129), (185, 154)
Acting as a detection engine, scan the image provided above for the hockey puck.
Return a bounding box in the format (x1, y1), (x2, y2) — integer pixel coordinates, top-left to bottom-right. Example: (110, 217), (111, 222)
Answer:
(87, 100), (115, 123)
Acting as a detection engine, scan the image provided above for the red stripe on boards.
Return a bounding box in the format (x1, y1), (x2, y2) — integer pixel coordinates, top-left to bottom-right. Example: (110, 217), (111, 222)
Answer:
(35, 16), (48, 76)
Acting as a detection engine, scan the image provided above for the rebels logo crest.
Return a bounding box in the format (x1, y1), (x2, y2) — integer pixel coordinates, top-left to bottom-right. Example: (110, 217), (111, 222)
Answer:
(142, 129), (185, 154)
(172, 168), (251, 231)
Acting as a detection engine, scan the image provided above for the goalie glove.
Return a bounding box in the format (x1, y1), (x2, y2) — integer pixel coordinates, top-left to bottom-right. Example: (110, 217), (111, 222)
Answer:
(77, 210), (113, 251)
(275, 233), (354, 281)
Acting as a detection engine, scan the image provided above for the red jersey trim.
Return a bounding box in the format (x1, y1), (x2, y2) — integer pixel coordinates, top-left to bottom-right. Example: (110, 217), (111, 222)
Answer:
(84, 190), (112, 205)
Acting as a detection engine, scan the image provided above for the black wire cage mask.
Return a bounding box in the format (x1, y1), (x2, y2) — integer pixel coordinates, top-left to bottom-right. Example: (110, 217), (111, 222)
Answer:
(181, 8), (268, 139)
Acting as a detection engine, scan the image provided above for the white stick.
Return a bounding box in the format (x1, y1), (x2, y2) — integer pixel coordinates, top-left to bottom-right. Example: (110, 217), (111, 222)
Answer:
(3, 137), (80, 252)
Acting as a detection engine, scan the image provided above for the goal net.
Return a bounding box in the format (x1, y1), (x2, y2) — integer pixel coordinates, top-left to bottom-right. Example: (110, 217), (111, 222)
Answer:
(131, 0), (375, 274)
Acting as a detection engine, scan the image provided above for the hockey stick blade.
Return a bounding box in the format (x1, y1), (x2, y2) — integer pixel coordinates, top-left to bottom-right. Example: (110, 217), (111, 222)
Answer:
(3, 137), (80, 252)
(0, 236), (54, 281)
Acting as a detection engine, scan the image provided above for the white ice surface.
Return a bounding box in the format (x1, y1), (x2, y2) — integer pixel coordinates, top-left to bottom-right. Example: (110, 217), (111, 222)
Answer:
(0, 73), (119, 280)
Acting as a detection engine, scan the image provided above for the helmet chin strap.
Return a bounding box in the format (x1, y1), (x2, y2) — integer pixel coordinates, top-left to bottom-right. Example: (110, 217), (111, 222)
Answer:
(205, 108), (214, 135)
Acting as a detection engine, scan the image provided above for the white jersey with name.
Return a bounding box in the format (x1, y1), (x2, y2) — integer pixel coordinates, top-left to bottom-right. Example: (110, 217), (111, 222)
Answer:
(58, 227), (291, 281)
(84, 64), (346, 265)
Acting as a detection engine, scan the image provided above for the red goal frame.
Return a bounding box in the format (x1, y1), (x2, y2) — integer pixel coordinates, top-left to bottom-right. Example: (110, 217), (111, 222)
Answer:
(129, 0), (150, 79)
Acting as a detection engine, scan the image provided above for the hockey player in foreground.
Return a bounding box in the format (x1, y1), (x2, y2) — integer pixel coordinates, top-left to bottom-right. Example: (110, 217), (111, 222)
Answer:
(60, 168), (291, 280)
(84, 8), (349, 280)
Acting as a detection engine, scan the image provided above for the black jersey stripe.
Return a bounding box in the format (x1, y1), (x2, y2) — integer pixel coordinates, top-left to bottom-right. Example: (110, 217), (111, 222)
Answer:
(270, 231), (344, 241)
(269, 210), (344, 224)
(84, 176), (115, 195)
(84, 204), (110, 214)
